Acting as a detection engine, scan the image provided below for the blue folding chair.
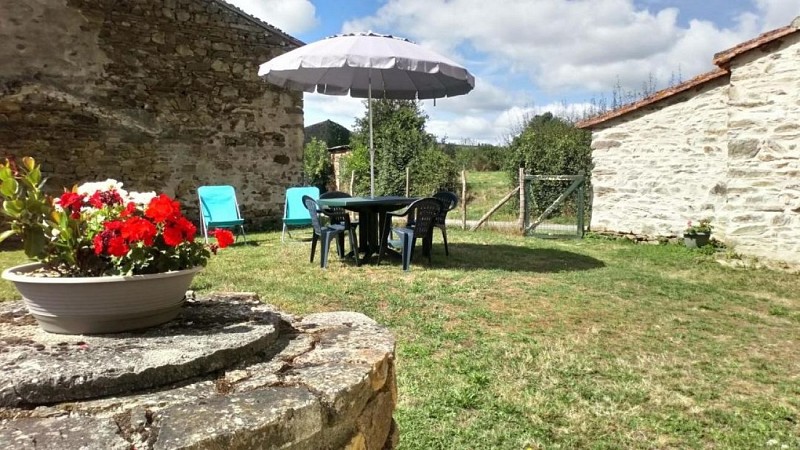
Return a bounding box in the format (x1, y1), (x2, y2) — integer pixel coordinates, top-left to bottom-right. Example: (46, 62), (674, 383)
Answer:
(197, 185), (246, 244)
(282, 186), (320, 242)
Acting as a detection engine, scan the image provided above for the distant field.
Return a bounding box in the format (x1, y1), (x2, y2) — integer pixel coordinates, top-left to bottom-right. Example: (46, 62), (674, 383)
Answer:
(461, 171), (518, 222)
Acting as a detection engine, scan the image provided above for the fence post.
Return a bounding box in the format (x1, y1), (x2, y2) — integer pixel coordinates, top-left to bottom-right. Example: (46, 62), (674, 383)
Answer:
(518, 167), (525, 233)
(577, 170), (585, 237)
(405, 167), (410, 197)
(461, 170), (467, 230)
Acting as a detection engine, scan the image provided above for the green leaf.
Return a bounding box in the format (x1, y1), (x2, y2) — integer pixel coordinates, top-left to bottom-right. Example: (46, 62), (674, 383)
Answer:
(0, 165), (12, 182)
(0, 228), (17, 243)
(22, 227), (47, 259)
(0, 177), (18, 198)
(3, 199), (24, 218)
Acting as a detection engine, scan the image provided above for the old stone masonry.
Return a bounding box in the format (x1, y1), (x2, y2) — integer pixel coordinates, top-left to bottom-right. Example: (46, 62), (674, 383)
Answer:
(0, 294), (398, 449)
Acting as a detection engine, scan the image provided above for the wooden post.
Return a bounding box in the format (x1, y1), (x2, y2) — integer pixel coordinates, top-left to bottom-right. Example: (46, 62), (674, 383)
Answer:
(461, 170), (467, 230)
(405, 166), (410, 197)
(518, 167), (525, 233)
(349, 171), (355, 195)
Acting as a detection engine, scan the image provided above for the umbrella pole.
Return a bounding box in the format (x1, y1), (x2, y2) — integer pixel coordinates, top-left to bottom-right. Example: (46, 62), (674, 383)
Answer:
(369, 76), (374, 198)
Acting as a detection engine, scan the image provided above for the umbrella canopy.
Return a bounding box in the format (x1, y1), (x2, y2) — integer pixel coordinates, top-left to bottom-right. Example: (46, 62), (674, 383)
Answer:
(259, 32), (475, 196)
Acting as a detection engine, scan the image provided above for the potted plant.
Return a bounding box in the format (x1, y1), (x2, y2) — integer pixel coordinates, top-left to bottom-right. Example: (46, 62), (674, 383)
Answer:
(0, 157), (235, 334)
(683, 218), (712, 249)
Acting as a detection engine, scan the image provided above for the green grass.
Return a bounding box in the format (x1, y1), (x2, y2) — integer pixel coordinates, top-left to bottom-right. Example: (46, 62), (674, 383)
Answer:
(2, 231), (799, 449)
(463, 171), (518, 221)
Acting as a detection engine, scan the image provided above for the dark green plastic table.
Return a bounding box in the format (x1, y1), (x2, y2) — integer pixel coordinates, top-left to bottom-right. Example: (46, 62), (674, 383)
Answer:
(317, 196), (417, 260)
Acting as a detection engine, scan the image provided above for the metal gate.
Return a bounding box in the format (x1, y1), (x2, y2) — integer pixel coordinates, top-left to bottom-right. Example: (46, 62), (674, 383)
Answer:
(523, 172), (586, 238)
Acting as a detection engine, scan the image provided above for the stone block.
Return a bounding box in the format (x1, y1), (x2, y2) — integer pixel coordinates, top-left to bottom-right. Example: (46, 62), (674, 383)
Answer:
(0, 298), (397, 450)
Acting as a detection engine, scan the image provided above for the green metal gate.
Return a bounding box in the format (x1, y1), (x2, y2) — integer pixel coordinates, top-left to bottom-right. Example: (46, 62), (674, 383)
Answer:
(523, 172), (586, 238)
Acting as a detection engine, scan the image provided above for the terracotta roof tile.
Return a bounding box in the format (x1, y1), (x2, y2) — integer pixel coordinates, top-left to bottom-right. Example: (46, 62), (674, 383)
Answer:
(713, 24), (797, 67)
(576, 68), (728, 129)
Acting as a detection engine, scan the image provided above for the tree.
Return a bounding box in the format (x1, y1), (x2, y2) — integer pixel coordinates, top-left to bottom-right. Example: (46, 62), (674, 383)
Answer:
(303, 138), (332, 191)
(350, 99), (438, 196)
(505, 112), (592, 216)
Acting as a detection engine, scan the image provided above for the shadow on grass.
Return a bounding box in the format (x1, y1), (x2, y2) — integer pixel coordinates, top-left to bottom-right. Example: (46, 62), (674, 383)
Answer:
(437, 243), (605, 273)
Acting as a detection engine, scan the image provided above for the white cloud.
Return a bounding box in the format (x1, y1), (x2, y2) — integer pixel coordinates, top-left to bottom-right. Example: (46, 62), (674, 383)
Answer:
(755, 0), (800, 30)
(303, 95), (363, 130)
(223, 0), (319, 34)
(231, 0), (800, 144)
(342, 0), (799, 95)
(333, 0), (800, 144)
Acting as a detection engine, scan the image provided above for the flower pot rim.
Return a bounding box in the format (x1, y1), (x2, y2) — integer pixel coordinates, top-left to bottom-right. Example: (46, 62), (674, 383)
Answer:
(2, 262), (202, 284)
(683, 232), (711, 237)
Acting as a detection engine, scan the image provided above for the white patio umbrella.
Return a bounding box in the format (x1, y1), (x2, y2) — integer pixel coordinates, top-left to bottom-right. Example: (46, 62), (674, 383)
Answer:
(258, 32), (475, 197)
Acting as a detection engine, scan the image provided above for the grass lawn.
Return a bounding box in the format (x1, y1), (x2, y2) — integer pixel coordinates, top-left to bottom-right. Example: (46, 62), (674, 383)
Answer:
(1, 230), (799, 448)
(463, 170), (518, 221)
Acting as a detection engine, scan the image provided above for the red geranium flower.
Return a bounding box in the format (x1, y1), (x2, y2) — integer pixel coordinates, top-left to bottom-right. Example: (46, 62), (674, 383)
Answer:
(106, 236), (129, 257)
(145, 194), (181, 223)
(120, 202), (138, 218)
(162, 224), (184, 247)
(121, 216), (157, 246)
(88, 190), (124, 209)
(93, 221), (129, 257)
(58, 192), (85, 215)
(92, 233), (105, 256)
(212, 229), (235, 248)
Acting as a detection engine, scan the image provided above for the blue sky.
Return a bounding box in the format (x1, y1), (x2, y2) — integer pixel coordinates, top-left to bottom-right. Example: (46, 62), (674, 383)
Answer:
(227, 0), (800, 144)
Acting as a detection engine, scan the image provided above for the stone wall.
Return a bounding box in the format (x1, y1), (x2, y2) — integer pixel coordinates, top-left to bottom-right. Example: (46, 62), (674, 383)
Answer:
(0, 294), (398, 449)
(588, 30), (800, 265)
(589, 77), (729, 236)
(0, 0), (304, 228)
(723, 32), (800, 263)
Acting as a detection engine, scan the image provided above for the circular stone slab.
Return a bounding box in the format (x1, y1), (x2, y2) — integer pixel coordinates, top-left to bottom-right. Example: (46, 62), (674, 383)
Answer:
(0, 293), (282, 407)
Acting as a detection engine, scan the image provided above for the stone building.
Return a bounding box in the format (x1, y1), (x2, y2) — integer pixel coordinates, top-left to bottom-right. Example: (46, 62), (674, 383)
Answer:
(0, 0), (304, 228)
(578, 17), (800, 265)
(304, 119), (351, 148)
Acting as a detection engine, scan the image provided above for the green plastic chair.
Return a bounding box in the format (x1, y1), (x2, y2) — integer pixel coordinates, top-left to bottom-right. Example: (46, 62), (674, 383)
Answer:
(198, 185), (246, 244)
(282, 186), (320, 242)
(378, 197), (442, 271)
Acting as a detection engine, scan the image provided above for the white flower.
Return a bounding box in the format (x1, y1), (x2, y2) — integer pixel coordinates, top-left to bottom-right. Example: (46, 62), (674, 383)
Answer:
(127, 191), (157, 205)
(77, 179), (127, 199)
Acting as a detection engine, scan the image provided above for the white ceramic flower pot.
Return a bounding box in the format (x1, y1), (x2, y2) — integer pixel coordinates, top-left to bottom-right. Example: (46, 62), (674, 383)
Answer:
(2, 263), (201, 334)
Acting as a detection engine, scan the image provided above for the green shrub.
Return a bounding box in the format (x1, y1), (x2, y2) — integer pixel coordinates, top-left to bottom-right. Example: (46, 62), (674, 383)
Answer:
(303, 138), (332, 191)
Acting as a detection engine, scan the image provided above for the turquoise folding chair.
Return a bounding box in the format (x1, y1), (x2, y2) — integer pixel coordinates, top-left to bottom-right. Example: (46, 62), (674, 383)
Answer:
(282, 186), (320, 242)
(198, 185), (246, 244)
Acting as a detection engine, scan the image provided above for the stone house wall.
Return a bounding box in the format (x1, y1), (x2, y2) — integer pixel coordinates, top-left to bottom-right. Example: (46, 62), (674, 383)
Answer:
(0, 0), (304, 228)
(590, 77), (729, 236)
(723, 32), (800, 263)
(583, 23), (800, 265)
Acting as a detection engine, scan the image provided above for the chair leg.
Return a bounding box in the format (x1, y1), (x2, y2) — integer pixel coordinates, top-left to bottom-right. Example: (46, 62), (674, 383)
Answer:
(425, 236), (432, 264)
(441, 226), (448, 256)
(402, 235), (415, 271)
(201, 220), (209, 244)
(377, 223), (390, 265)
(281, 224), (287, 243)
(336, 234), (346, 258)
(348, 228), (360, 267)
(240, 225), (247, 244)
(321, 231), (337, 269)
(310, 234), (318, 263)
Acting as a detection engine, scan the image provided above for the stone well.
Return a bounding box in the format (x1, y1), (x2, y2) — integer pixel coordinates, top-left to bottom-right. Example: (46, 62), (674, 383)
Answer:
(0, 293), (397, 449)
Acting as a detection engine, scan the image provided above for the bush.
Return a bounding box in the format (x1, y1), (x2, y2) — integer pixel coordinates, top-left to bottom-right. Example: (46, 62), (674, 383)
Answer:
(303, 138), (332, 191)
(505, 113), (592, 218)
(339, 142), (370, 196)
(409, 147), (458, 196)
